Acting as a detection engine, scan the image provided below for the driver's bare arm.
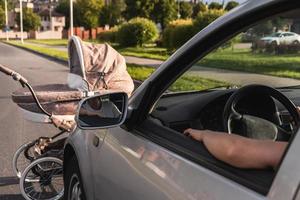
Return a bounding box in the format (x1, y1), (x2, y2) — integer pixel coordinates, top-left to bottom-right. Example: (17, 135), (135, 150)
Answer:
(184, 129), (287, 169)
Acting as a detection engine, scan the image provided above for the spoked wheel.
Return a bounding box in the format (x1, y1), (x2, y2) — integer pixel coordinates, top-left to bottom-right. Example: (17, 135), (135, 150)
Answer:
(13, 141), (36, 178)
(20, 157), (64, 200)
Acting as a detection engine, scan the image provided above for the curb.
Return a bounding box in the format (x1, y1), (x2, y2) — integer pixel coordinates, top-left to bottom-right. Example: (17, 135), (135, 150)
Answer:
(2, 41), (68, 66)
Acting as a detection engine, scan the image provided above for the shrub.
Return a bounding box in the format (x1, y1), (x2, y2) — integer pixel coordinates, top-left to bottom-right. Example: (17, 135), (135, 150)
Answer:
(116, 17), (159, 47)
(97, 27), (118, 43)
(193, 9), (226, 32)
(162, 19), (195, 50)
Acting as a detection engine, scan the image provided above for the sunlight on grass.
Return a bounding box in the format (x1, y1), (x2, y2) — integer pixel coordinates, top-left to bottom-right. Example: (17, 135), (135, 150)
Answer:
(6, 41), (68, 60)
(127, 64), (229, 92)
(26, 39), (68, 46)
(200, 48), (300, 79)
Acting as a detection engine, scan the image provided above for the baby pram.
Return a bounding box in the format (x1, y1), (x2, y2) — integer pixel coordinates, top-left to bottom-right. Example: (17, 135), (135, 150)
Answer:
(0, 36), (134, 200)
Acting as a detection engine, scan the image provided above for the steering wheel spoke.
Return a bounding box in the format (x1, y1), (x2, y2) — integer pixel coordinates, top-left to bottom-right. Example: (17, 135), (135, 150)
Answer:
(223, 85), (299, 141)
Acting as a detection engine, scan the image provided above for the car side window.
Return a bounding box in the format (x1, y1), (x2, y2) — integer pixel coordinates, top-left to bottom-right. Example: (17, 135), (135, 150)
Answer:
(166, 15), (300, 94)
(152, 10), (300, 194)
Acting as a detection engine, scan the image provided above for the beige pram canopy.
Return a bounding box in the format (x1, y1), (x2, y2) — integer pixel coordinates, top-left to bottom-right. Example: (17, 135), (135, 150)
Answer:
(12, 36), (134, 123)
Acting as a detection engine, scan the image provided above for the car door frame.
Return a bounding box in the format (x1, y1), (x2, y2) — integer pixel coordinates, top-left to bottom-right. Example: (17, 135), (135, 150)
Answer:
(127, 0), (300, 129)
(124, 0), (300, 198)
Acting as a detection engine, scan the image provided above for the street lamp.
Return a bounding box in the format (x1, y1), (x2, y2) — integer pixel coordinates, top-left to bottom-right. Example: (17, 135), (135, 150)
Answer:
(19, 0), (24, 44)
(70, 0), (73, 36)
(4, 0), (8, 41)
(177, 0), (181, 19)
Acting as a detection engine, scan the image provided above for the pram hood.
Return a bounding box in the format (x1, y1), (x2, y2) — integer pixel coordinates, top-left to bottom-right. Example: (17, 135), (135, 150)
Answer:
(12, 37), (134, 123)
(68, 36), (134, 96)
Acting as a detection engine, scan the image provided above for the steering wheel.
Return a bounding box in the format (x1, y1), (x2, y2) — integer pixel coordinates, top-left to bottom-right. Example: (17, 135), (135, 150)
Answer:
(223, 85), (300, 141)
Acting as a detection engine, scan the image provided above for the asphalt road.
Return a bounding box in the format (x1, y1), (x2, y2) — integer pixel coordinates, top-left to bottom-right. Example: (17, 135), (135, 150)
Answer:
(0, 42), (68, 199)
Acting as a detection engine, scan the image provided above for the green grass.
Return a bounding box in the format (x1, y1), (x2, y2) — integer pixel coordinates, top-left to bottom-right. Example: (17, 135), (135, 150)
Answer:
(26, 39), (68, 46)
(6, 41), (68, 60)
(25, 39), (169, 60)
(199, 48), (300, 79)
(5, 41), (228, 92)
(117, 46), (169, 60)
(127, 64), (229, 91)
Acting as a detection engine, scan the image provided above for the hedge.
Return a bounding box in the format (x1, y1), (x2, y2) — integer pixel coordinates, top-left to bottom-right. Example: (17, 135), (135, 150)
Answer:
(97, 26), (118, 43)
(116, 17), (159, 47)
(162, 19), (195, 50)
(163, 10), (226, 50)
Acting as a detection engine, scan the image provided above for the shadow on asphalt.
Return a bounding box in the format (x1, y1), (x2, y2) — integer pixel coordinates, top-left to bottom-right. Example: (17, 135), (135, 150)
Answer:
(0, 194), (24, 200)
(0, 176), (19, 186)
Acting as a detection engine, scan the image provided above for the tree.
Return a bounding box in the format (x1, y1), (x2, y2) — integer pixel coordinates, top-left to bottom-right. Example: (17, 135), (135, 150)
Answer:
(123, 0), (177, 30)
(123, 0), (154, 20)
(15, 8), (41, 31)
(194, 9), (225, 32)
(192, 2), (207, 18)
(0, 6), (4, 29)
(99, 0), (126, 26)
(179, 2), (193, 19)
(250, 18), (287, 37)
(75, 0), (104, 29)
(225, 1), (239, 11)
(208, 2), (223, 10)
(150, 0), (177, 30)
(55, 0), (70, 28)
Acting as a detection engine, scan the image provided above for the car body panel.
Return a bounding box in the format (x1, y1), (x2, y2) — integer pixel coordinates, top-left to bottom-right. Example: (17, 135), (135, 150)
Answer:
(268, 131), (300, 200)
(77, 127), (266, 200)
(65, 129), (107, 200)
(64, 0), (300, 199)
(66, 123), (300, 200)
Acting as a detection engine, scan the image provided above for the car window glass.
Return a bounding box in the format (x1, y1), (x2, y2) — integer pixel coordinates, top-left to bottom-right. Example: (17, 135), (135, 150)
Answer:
(165, 14), (300, 94)
(150, 9), (300, 194)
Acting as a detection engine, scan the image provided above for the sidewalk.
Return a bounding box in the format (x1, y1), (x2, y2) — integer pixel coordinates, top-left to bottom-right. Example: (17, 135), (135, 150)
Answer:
(14, 41), (300, 87)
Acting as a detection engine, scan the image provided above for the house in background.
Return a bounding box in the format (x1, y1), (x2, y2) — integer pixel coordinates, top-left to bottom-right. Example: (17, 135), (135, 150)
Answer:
(1, 0), (65, 39)
(28, 8), (65, 39)
(39, 9), (65, 32)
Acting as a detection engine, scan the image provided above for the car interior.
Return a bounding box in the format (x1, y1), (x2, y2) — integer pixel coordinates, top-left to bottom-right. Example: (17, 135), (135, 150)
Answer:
(134, 9), (300, 196)
(142, 87), (300, 195)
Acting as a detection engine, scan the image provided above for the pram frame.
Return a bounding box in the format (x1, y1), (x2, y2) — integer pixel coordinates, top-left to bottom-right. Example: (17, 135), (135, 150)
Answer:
(0, 63), (68, 200)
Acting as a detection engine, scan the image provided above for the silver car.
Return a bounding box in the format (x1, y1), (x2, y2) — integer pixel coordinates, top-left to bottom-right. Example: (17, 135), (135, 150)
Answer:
(260, 32), (300, 46)
(63, 0), (300, 199)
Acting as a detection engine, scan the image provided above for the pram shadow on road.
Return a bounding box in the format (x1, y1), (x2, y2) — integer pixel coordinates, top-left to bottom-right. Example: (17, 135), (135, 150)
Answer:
(0, 176), (19, 186)
(0, 177), (24, 200)
(0, 194), (25, 200)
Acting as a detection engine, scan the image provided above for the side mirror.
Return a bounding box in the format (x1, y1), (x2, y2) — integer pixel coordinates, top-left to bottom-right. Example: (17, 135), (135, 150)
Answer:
(76, 92), (128, 129)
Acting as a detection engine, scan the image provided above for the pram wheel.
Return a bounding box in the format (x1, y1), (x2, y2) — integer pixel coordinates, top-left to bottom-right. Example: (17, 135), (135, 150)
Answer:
(20, 157), (64, 200)
(13, 141), (36, 178)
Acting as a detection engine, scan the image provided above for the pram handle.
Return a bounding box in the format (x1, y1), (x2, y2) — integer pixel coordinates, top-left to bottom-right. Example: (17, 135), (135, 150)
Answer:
(0, 64), (28, 87)
(0, 64), (14, 76)
(0, 63), (51, 117)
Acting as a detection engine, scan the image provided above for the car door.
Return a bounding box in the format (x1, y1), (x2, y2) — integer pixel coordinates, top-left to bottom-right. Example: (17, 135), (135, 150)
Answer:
(86, 1), (300, 199)
(90, 126), (267, 200)
(283, 33), (293, 44)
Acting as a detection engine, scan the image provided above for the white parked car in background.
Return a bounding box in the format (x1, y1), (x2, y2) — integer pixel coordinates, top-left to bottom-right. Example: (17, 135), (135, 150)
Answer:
(260, 32), (300, 46)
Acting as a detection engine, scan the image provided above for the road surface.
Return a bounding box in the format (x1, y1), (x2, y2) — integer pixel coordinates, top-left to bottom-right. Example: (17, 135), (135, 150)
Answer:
(0, 42), (68, 199)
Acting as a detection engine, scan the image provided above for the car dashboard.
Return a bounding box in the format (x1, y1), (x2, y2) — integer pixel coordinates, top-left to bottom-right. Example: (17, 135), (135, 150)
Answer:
(151, 88), (300, 135)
